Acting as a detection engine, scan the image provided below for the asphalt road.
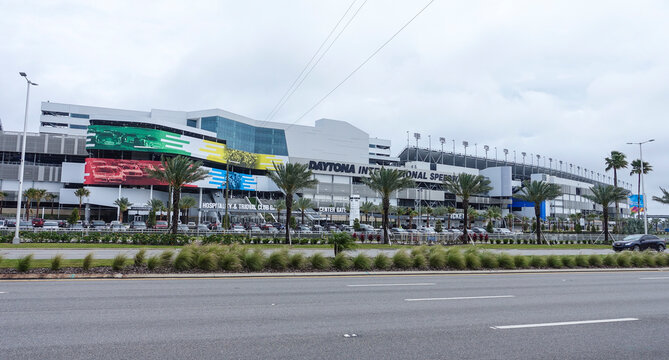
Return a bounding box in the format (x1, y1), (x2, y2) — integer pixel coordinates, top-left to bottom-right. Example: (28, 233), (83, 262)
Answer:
(2, 271), (669, 359)
(0, 247), (614, 259)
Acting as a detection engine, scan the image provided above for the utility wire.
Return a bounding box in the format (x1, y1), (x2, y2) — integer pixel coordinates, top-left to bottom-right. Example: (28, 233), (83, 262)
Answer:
(264, 0), (357, 122)
(266, 0), (368, 122)
(288, 0), (435, 128)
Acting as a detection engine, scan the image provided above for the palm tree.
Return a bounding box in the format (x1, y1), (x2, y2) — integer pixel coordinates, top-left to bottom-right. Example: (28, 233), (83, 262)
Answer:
(45, 193), (58, 217)
(407, 209), (418, 229)
(467, 206), (478, 229)
(295, 197), (313, 225)
(446, 206), (456, 230)
(147, 198), (164, 213)
(147, 155), (209, 234)
(653, 187), (669, 204)
(424, 206), (433, 227)
(275, 199), (286, 223)
(505, 213), (514, 230)
(74, 188), (91, 221)
(630, 159), (653, 217)
(604, 151), (628, 232)
(360, 201), (375, 224)
(395, 206), (406, 228)
(362, 168), (415, 244)
(34, 189), (46, 219)
(23, 188), (41, 220)
(179, 196), (197, 224)
(443, 173), (492, 243)
(583, 185), (629, 243)
(515, 180), (562, 244)
(485, 206), (502, 228)
(266, 162), (318, 244)
(114, 197), (133, 223)
(0, 191), (7, 217)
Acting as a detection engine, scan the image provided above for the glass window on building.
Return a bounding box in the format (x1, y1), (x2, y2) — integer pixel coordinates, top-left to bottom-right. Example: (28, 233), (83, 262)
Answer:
(187, 119), (198, 128)
(69, 124), (88, 129)
(70, 113), (89, 119)
(201, 117), (217, 133)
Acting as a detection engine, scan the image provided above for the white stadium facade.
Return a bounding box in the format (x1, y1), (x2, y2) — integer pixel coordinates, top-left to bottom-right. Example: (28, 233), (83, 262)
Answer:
(0, 101), (633, 226)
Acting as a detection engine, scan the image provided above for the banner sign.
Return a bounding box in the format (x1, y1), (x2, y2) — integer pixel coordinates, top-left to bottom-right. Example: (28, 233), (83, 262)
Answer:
(201, 203), (276, 211)
(629, 194), (644, 213)
(305, 159), (456, 183)
(86, 125), (286, 170)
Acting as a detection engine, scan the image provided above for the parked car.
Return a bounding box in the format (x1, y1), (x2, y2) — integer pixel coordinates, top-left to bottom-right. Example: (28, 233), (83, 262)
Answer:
(130, 221), (147, 230)
(155, 220), (168, 229)
(177, 224), (190, 232)
(232, 225), (246, 233)
(196, 224), (210, 232)
(390, 227), (407, 234)
(110, 223), (126, 232)
(297, 225), (312, 233)
(249, 225), (262, 232)
(187, 222), (196, 229)
(471, 227), (488, 234)
(69, 223), (84, 230)
(90, 220), (107, 229)
(0, 219), (6, 229)
(43, 220), (60, 230)
(32, 218), (45, 228)
(613, 234), (665, 252)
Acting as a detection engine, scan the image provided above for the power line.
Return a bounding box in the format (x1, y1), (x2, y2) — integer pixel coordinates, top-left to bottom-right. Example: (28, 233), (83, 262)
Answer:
(266, 0), (368, 123)
(288, 0), (435, 128)
(263, 0), (357, 122)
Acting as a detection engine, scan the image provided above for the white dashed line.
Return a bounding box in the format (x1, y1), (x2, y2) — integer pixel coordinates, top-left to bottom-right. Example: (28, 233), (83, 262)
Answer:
(639, 277), (669, 280)
(405, 295), (514, 302)
(490, 318), (639, 330)
(348, 283), (435, 287)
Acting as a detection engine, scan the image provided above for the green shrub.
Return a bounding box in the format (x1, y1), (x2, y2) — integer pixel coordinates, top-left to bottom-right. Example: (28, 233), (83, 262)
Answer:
(479, 253), (498, 269)
(465, 253), (481, 270)
(428, 251), (446, 269)
(16, 254), (33, 272)
(267, 251), (289, 271)
(588, 255), (603, 267)
(498, 253), (515, 269)
(643, 252), (657, 267)
(374, 253), (391, 270)
(134, 249), (147, 267)
(243, 250), (266, 271)
(173, 248), (195, 271)
(603, 254), (617, 267)
(616, 253), (632, 267)
(513, 255), (529, 269)
(446, 251), (466, 270)
(82, 252), (94, 271)
(393, 250), (412, 269)
(655, 253), (669, 267)
(196, 252), (218, 271)
(50, 254), (63, 271)
(289, 253), (307, 269)
(352, 253), (372, 271)
(575, 255), (590, 267)
(413, 253), (428, 269)
(411, 246), (429, 258)
(160, 250), (175, 267)
(333, 253), (352, 270)
(328, 232), (356, 255)
(546, 255), (562, 268)
(111, 254), (128, 271)
(561, 256), (576, 268)
(147, 255), (160, 270)
(310, 253), (330, 270)
(219, 252), (242, 271)
(630, 253), (646, 267)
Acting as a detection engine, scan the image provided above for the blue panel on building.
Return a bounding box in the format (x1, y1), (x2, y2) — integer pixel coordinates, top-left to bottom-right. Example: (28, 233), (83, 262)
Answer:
(200, 116), (288, 156)
(511, 198), (546, 220)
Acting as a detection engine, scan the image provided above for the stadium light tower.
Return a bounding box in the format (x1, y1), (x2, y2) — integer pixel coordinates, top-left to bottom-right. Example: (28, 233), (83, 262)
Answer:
(13, 72), (38, 245)
(484, 145), (490, 167)
(462, 141), (469, 168)
(627, 139), (655, 234)
(503, 149), (509, 164)
(521, 152), (527, 176)
(439, 137), (445, 163)
(451, 139), (455, 166)
(549, 158), (553, 175)
(474, 143), (478, 169)
(413, 133), (421, 161)
(536, 154), (541, 171)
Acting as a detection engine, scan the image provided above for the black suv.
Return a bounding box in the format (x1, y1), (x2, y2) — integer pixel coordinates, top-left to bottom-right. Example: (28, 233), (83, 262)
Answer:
(612, 234), (665, 252)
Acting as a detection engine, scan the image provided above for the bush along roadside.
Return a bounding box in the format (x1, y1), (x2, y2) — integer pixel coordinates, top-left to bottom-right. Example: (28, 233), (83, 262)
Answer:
(2, 245), (669, 275)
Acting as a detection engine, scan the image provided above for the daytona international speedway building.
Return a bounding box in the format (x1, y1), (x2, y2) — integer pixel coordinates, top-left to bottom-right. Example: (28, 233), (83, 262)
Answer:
(0, 101), (632, 225)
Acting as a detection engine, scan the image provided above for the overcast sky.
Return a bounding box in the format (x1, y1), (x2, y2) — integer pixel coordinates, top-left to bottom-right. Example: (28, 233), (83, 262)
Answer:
(2, 0), (668, 214)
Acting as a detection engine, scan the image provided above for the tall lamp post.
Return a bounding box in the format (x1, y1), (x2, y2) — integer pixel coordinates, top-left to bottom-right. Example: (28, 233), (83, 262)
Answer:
(414, 133), (421, 161)
(462, 141), (469, 168)
(627, 139), (654, 234)
(223, 160), (240, 230)
(484, 145), (489, 167)
(13, 72), (38, 244)
(439, 137), (445, 164)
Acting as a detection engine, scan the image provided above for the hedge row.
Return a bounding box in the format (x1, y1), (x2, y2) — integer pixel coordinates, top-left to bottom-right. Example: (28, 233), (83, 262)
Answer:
(7, 245), (669, 273)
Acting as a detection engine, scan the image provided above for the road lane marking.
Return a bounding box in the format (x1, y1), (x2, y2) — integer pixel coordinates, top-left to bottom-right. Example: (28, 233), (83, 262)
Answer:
(405, 295), (514, 302)
(348, 283), (435, 287)
(0, 291), (5, 294)
(490, 318), (639, 330)
(640, 277), (669, 280)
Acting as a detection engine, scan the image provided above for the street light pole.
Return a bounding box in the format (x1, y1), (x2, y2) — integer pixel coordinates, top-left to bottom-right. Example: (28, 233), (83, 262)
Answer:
(223, 159), (240, 230)
(627, 139), (654, 234)
(14, 72), (38, 244)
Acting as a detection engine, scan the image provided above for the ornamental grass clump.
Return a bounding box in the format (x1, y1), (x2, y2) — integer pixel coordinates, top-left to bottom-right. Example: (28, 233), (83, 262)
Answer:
(173, 248), (195, 271)
(82, 252), (94, 271)
(374, 253), (391, 270)
(333, 253), (352, 271)
(530, 256), (547, 268)
(50, 254), (63, 271)
(479, 252), (498, 269)
(352, 253), (372, 271)
(575, 255), (590, 267)
(219, 252), (242, 271)
(289, 253), (307, 270)
(146, 255), (160, 270)
(630, 253), (646, 268)
(616, 253), (632, 268)
(561, 255), (576, 268)
(411, 246), (429, 258)
(497, 253), (515, 269)
(546, 255), (562, 269)
(643, 252), (657, 268)
(160, 250), (175, 267)
(446, 251), (466, 270)
(17, 254), (33, 272)
(603, 254), (617, 267)
(412, 253), (428, 269)
(588, 254), (603, 267)
(243, 250), (266, 272)
(310, 253), (330, 270)
(196, 252), (218, 271)
(134, 249), (147, 267)
(513, 255), (529, 269)
(428, 251), (446, 269)
(465, 252), (481, 270)
(267, 251), (289, 271)
(655, 253), (669, 267)
(393, 250), (412, 269)
(111, 254), (128, 271)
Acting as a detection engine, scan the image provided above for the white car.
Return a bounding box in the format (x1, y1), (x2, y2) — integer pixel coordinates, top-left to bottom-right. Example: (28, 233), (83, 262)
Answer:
(43, 220), (60, 230)
(232, 225), (246, 233)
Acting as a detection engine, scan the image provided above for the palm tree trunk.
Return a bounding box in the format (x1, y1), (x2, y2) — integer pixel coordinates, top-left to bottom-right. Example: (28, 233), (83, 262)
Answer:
(447, 216), (451, 230)
(426, 214), (430, 227)
(382, 197), (390, 244)
(603, 208), (609, 243)
(534, 205), (544, 245)
(171, 190), (180, 235)
(301, 210), (305, 225)
(78, 199), (83, 221)
(637, 172), (641, 219)
(613, 169), (620, 233)
(462, 200), (469, 244)
(285, 194), (292, 245)
(51, 199), (55, 217)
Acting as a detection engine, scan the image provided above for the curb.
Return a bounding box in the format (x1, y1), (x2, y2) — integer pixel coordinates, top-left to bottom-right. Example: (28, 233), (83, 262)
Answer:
(1, 267), (668, 280)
